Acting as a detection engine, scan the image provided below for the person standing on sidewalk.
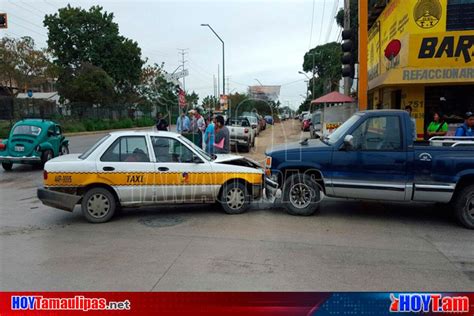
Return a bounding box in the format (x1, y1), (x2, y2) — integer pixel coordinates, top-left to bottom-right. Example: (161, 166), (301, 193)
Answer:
(176, 109), (190, 134)
(155, 112), (169, 131)
(195, 108), (206, 149)
(204, 115), (216, 155)
(426, 111), (448, 138)
(405, 105), (417, 141)
(455, 111), (474, 136)
(214, 115), (230, 154)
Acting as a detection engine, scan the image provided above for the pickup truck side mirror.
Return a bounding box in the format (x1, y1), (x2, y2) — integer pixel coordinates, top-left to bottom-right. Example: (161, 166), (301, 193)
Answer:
(342, 135), (354, 150)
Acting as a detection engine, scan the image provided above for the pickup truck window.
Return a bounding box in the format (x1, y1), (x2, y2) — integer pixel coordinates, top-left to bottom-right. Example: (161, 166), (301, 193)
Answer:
(352, 116), (402, 151)
(327, 114), (360, 145)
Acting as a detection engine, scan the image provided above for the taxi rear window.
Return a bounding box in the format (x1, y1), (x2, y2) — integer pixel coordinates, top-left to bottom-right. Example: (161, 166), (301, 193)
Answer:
(79, 134), (111, 159)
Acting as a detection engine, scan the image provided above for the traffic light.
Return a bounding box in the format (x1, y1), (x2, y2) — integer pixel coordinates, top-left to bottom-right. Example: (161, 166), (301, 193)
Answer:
(0, 13), (7, 29)
(341, 28), (354, 78)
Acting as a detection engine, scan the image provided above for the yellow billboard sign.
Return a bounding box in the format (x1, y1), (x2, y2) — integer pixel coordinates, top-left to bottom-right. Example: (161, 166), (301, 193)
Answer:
(409, 31), (474, 67)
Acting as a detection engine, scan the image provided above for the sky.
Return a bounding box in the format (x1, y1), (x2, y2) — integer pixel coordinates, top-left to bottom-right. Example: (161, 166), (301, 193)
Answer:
(0, 0), (343, 109)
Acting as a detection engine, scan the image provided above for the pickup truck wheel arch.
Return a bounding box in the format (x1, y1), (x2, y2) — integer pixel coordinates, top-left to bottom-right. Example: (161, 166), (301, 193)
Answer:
(452, 184), (474, 229)
(280, 169), (326, 195)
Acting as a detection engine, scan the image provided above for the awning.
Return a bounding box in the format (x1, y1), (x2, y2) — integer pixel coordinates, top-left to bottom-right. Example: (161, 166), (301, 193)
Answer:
(311, 91), (354, 104)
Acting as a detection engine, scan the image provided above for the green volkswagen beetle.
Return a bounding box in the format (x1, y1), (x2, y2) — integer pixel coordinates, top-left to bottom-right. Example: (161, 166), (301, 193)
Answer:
(0, 119), (69, 171)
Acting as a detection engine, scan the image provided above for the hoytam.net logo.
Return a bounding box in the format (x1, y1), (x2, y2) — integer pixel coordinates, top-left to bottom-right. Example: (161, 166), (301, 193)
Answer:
(390, 293), (470, 313)
(11, 295), (131, 311)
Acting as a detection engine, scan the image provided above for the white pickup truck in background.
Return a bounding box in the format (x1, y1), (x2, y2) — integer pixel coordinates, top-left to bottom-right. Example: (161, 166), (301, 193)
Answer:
(226, 117), (255, 152)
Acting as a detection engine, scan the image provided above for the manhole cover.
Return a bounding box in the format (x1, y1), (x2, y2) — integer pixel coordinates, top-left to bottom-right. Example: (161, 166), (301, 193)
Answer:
(138, 215), (185, 228)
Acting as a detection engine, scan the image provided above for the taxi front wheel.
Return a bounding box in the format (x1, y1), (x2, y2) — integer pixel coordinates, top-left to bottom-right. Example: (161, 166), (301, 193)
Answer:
(219, 182), (250, 214)
(81, 188), (116, 223)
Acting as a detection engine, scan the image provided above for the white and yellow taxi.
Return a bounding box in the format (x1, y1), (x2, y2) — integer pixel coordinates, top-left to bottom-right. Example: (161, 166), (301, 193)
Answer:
(37, 131), (277, 223)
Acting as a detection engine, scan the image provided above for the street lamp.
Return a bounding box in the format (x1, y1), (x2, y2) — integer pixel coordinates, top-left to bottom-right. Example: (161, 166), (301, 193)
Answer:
(201, 24), (225, 96)
(298, 71), (310, 100)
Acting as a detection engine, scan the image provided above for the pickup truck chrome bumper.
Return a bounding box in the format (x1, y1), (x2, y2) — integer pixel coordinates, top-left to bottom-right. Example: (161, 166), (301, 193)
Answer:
(264, 176), (279, 199)
(37, 187), (82, 212)
(0, 156), (41, 163)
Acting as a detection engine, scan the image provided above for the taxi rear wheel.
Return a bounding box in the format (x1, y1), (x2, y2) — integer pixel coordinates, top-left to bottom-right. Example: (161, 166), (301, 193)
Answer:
(81, 188), (116, 223)
(220, 182), (250, 214)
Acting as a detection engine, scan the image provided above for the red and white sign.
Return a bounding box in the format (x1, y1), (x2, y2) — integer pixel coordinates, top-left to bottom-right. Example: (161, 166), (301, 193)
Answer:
(178, 89), (186, 108)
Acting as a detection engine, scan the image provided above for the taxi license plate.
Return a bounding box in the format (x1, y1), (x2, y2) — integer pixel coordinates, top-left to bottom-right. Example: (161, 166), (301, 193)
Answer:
(15, 146), (24, 152)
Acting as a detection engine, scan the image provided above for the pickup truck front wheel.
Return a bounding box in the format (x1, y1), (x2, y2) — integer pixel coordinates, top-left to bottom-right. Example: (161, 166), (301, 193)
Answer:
(453, 184), (474, 229)
(282, 174), (321, 216)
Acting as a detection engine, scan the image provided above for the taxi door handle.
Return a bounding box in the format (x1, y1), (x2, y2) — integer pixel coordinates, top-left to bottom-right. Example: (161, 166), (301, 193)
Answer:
(158, 167), (169, 172)
(103, 166), (115, 171)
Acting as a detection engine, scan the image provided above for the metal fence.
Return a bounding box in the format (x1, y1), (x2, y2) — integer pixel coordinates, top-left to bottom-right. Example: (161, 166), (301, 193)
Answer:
(0, 98), (169, 121)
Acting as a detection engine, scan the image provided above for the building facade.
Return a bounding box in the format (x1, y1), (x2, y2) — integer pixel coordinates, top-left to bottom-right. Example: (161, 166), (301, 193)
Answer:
(367, 0), (474, 138)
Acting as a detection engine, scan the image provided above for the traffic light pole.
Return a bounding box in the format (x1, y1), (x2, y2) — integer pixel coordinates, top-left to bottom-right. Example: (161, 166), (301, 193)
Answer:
(343, 0), (351, 96)
(358, 0), (368, 110)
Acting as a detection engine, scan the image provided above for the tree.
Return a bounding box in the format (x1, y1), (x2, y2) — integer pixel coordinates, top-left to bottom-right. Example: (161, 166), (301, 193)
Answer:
(185, 91), (199, 108)
(302, 42), (342, 96)
(44, 5), (144, 96)
(0, 36), (52, 95)
(201, 95), (219, 110)
(58, 63), (114, 105)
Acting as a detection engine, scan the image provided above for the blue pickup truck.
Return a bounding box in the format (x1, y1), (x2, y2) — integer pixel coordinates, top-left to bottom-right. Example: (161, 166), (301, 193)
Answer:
(265, 110), (474, 229)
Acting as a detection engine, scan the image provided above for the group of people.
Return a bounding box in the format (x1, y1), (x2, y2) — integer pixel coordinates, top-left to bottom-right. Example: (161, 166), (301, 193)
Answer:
(405, 106), (473, 139)
(155, 109), (230, 155)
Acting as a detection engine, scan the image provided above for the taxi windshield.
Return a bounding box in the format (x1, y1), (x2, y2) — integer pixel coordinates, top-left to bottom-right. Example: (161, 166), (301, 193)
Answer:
(178, 135), (212, 161)
(12, 125), (42, 136)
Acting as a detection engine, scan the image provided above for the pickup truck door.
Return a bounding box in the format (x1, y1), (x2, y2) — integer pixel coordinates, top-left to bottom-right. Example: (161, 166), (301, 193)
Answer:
(150, 136), (216, 203)
(97, 135), (155, 205)
(330, 115), (408, 201)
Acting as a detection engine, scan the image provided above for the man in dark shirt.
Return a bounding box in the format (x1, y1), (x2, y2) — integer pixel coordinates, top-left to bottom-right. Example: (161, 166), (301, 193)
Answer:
(214, 115), (230, 154)
(155, 112), (169, 131)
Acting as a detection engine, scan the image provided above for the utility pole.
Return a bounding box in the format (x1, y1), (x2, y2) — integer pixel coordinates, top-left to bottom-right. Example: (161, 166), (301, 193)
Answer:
(344, 0), (351, 96)
(226, 76), (230, 95)
(217, 64), (220, 99)
(178, 48), (188, 93)
(359, 0), (368, 110)
(312, 53), (316, 100)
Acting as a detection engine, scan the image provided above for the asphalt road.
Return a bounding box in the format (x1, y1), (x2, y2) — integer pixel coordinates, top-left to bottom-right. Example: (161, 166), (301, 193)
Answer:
(0, 120), (473, 291)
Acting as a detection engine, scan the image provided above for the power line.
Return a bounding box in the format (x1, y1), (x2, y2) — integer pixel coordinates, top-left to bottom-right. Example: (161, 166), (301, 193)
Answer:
(308, 0), (316, 48)
(8, 21), (47, 39)
(318, 0), (327, 45)
(7, 12), (45, 30)
(8, 0), (46, 19)
(325, 0), (340, 43)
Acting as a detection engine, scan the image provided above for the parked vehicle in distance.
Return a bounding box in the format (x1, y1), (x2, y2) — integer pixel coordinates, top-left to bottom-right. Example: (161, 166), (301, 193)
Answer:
(265, 110), (474, 229)
(0, 119), (69, 171)
(310, 111), (322, 139)
(226, 117), (255, 152)
(38, 131), (278, 223)
(243, 115), (261, 136)
(301, 114), (311, 131)
(299, 111), (309, 121)
(264, 115), (274, 125)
